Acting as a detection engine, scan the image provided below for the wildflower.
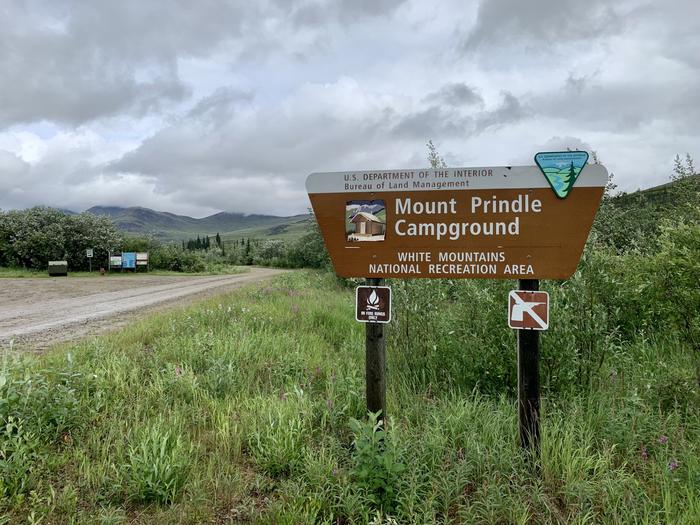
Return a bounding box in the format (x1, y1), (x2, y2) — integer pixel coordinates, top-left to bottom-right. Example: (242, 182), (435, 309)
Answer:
(658, 435), (668, 445)
(668, 459), (679, 471)
(175, 366), (183, 377)
(640, 445), (648, 461)
(332, 468), (339, 477)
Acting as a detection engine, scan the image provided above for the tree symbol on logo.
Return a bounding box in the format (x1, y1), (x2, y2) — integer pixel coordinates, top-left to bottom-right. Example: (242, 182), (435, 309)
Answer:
(566, 161), (577, 194)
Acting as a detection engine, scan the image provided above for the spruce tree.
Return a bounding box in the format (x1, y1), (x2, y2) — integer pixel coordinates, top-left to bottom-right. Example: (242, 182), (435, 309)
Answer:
(567, 161), (577, 193)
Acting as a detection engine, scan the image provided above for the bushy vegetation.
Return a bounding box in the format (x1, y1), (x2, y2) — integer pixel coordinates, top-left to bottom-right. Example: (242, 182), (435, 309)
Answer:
(0, 207), (329, 274)
(0, 260), (698, 523)
(0, 152), (698, 522)
(0, 207), (121, 271)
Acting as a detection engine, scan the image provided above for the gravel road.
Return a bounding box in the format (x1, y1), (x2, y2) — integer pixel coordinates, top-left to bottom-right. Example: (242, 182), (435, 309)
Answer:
(0, 268), (285, 350)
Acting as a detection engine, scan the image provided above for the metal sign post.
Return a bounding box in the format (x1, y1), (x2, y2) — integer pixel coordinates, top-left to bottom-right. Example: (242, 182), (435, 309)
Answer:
(516, 279), (541, 457)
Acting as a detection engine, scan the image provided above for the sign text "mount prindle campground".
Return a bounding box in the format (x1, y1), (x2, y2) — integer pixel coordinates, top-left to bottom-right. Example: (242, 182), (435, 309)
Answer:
(306, 160), (607, 280)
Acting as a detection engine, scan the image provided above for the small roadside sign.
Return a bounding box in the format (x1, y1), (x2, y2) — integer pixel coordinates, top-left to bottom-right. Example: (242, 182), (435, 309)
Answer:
(508, 290), (549, 330)
(356, 286), (391, 323)
(86, 248), (93, 258)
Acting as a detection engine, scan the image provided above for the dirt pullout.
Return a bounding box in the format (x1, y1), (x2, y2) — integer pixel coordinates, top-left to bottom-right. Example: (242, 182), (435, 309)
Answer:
(0, 268), (286, 350)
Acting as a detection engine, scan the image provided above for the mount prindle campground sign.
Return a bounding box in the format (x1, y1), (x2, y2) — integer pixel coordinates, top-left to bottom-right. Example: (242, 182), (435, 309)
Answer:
(306, 153), (607, 280)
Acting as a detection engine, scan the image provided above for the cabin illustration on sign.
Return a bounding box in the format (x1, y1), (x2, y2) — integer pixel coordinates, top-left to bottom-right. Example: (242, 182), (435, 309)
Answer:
(346, 200), (386, 242)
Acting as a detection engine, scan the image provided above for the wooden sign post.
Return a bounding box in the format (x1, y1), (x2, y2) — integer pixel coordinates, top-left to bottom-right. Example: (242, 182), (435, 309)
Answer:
(363, 278), (387, 419)
(516, 278), (541, 455)
(306, 155), (606, 452)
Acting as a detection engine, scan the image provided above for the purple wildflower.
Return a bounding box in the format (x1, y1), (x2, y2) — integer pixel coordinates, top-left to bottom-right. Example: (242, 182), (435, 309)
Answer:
(658, 435), (669, 445)
(668, 459), (679, 471)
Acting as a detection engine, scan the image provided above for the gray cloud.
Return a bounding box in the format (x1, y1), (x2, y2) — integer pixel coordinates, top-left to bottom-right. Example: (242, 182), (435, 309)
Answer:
(0, 150), (30, 191)
(1, 0), (699, 214)
(529, 74), (700, 133)
(0, 0), (405, 127)
(292, 0), (406, 26)
(474, 92), (528, 132)
(462, 0), (624, 52)
(427, 82), (483, 107)
(392, 106), (473, 139)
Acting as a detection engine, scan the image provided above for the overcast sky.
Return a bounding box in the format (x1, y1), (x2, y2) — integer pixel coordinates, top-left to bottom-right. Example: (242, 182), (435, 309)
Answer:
(0, 0), (698, 217)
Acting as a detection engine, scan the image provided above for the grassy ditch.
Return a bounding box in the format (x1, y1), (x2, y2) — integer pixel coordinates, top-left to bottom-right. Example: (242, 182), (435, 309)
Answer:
(0, 271), (698, 523)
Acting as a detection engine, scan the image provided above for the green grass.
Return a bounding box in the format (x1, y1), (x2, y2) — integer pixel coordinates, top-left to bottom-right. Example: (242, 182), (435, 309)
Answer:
(0, 266), (249, 278)
(0, 271), (697, 523)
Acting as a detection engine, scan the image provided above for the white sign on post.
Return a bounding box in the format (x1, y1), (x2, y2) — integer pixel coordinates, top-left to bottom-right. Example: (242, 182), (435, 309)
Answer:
(86, 248), (94, 258)
(508, 290), (549, 330)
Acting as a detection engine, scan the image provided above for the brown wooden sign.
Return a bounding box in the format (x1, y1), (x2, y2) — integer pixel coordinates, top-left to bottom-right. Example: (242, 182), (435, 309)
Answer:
(306, 164), (607, 279)
(356, 286), (391, 323)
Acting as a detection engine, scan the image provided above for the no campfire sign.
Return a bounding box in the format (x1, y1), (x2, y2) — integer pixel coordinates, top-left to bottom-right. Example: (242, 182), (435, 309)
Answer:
(508, 290), (549, 330)
(356, 286), (391, 323)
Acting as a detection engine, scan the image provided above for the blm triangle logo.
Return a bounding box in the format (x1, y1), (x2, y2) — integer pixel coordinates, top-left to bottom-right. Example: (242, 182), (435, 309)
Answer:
(535, 151), (589, 199)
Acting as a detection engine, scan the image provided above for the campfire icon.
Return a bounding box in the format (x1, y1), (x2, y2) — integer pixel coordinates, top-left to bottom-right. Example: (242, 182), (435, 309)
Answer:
(366, 290), (380, 311)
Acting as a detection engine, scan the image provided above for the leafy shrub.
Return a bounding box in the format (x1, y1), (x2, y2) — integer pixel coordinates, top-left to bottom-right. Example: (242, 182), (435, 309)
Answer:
(0, 417), (42, 503)
(123, 420), (192, 504)
(350, 412), (405, 511)
(0, 366), (87, 443)
(0, 207), (121, 270)
(148, 244), (205, 272)
(246, 392), (312, 478)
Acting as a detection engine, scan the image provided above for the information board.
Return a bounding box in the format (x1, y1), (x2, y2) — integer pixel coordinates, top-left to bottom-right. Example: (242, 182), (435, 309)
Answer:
(122, 252), (136, 269)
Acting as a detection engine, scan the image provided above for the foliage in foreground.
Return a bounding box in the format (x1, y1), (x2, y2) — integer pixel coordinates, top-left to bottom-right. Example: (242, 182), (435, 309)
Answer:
(0, 268), (698, 523)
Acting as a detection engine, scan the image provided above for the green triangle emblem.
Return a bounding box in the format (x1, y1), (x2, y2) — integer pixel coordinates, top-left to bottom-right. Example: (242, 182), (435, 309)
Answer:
(535, 151), (589, 199)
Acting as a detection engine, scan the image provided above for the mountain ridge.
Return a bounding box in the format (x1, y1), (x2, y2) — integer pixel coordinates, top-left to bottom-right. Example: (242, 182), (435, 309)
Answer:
(83, 205), (311, 240)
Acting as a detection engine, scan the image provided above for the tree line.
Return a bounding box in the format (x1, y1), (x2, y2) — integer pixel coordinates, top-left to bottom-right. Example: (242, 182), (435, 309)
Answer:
(0, 207), (329, 273)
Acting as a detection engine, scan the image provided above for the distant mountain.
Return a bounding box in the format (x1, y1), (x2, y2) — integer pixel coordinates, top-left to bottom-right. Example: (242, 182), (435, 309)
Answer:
(85, 206), (312, 241)
(346, 203), (385, 215)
